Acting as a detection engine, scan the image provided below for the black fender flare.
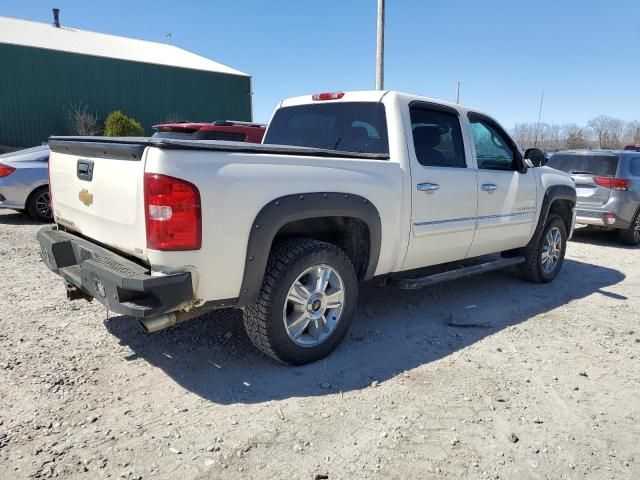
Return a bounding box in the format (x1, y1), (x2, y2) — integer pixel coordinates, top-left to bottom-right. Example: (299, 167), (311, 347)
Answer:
(237, 192), (382, 306)
(531, 184), (576, 243)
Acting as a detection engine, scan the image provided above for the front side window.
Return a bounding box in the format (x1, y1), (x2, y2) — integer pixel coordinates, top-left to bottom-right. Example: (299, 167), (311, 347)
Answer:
(410, 107), (466, 168)
(470, 118), (516, 170)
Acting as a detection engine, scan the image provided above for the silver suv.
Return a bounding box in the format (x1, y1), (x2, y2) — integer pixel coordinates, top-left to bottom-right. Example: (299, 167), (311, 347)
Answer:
(548, 150), (640, 245)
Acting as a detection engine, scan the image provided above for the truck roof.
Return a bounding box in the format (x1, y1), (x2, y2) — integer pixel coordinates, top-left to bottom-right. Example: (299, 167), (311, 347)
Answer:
(279, 90), (484, 116)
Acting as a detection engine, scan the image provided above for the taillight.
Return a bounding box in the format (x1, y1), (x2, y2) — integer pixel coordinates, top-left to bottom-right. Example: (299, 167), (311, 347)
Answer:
(312, 92), (345, 101)
(594, 177), (631, 191)
(0, 163), (16, 177)
(144, 173), (201, 251)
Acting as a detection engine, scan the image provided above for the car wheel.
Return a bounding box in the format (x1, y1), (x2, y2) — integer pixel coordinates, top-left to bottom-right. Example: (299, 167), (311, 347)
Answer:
(243, 238), (358, 365)
(26, 186), (53, 222)
(618, 213), (640, 245)
(517, 213), (567, 283)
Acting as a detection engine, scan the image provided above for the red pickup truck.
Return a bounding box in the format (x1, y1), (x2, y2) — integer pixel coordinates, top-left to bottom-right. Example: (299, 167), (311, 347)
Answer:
(152, 120), (266, 143)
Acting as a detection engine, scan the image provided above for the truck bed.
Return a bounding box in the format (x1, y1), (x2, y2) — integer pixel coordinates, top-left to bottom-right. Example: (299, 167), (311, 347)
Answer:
(49, 136), (391, 161)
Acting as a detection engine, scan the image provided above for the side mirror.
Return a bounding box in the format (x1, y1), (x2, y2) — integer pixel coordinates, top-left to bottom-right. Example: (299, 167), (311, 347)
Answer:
(524, 148), (546, 167)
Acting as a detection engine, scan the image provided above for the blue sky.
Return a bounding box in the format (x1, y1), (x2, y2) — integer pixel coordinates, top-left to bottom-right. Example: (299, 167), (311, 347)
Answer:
(3, 0), (640, 127)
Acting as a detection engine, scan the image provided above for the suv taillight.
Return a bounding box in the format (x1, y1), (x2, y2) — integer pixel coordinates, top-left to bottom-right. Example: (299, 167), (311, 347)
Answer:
(144, 173), (201, 250)
(594, 177), (631, 191)
(0, 163), (16, 177)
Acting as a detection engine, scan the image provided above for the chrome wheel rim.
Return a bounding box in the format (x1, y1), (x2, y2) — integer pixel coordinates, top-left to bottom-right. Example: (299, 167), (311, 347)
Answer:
(541, 226), (562, 273)
(633, 217), (640, 242)
(283, 264), (345, 347)
(35, 191), (52, 219)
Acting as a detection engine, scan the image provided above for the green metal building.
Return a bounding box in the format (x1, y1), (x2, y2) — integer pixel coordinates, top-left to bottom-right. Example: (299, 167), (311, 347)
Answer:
(0, 15), (252, 149)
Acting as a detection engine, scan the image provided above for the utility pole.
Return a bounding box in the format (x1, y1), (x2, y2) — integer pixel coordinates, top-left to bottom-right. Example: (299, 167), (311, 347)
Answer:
(455, 81), (461, 103)
(375, 0), (385, 90)
(533, 90), (544, 147)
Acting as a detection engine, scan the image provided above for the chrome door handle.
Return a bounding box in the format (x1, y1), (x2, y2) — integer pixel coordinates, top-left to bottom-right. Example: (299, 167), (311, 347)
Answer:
(481, 183), (497, 192)
(417, 183), (440, 193)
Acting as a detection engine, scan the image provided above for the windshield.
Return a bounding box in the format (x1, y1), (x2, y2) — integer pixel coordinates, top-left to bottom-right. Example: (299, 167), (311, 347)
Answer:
(548, 153), (619, 176)
(264, 102), (389, 155)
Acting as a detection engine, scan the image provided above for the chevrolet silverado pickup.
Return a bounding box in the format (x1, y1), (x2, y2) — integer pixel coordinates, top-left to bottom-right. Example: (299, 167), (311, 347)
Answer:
(38, 90), (576, 364)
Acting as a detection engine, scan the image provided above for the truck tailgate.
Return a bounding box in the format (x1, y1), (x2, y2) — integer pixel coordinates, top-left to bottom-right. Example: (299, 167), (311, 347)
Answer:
(49, 140), (148, 259)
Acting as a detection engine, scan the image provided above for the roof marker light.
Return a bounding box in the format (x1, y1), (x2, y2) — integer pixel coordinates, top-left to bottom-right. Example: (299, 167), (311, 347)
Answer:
(312, 92), (345, 101)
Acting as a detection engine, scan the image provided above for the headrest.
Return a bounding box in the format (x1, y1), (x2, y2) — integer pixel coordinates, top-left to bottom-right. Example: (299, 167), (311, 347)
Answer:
(413, 126), (442, 149)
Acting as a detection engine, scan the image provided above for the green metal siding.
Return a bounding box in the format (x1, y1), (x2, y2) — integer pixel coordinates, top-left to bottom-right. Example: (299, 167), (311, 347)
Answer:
(0, 43), (252, 148)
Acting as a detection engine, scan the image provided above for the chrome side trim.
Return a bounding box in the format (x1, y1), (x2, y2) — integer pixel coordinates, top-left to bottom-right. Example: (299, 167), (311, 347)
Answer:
(413, 218), (475, 237)
(413, 211), (535, 236)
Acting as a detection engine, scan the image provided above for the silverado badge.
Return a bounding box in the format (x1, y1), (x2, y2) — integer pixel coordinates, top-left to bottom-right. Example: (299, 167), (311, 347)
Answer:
(79, 189), (94, 206)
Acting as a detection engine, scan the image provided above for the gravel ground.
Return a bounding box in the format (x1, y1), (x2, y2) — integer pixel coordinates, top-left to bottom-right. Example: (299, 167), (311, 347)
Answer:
(1, 209), (639, 480)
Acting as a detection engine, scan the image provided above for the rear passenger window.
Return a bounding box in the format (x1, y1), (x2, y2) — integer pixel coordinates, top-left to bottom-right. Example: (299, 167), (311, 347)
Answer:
(409, 107), (466, 168)
(629, 157), (640, 177)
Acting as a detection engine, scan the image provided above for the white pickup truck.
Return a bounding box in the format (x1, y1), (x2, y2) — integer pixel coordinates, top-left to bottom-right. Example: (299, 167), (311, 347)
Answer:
(38, 90), (576, 364)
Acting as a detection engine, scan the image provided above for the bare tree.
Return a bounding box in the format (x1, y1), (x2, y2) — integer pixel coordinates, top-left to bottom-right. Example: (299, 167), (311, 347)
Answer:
(64, 103), (101, 136)
(512, 123), (536, 150)
(563, 124), (590, 149)
(624, 121), (640, 145)
(587, 115), (625, 149)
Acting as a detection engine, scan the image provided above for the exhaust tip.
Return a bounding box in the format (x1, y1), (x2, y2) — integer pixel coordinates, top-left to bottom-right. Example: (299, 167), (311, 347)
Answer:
(139, 313), (176, 333)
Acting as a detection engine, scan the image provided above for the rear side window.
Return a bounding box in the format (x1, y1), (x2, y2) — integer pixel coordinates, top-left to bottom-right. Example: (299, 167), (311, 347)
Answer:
(410, 107), (466, 168)
(629, 157), (640, 177)
(264, 102), (389, 155)
(548, 154), (619, 176)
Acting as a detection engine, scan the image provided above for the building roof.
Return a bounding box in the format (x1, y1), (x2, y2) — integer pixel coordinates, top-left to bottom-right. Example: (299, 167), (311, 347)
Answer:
(0, 16), (249, 77)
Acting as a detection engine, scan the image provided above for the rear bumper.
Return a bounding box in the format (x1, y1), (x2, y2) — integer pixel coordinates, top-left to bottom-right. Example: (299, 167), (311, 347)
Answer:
(575, 208), (631, 229)
(37, 227), (193, 318)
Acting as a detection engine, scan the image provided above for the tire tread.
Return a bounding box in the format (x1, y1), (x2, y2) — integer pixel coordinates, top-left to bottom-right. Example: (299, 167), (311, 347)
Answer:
(243, 238), (355, 364)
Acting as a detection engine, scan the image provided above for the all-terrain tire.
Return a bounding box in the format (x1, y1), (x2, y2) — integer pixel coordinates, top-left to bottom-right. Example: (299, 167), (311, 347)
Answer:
(516, 213), (568, 283)
(26, 186), (53, 222)
(618, 212), (640, 245)
(242, 238), (358, 365)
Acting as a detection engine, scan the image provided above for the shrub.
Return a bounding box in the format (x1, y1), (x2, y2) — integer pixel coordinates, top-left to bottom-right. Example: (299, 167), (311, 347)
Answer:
(103, 111), (145, 137)
(64, 103), (101, 136)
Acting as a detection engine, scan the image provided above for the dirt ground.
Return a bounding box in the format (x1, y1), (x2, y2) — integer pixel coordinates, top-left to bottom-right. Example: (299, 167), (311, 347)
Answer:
(0, 209), (639, 480)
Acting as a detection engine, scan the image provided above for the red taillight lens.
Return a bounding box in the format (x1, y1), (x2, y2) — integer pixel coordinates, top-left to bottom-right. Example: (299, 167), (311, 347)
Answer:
(0, 163), (16, 177)
(594, 176), (631, 191)
(312, 92), (345, 101)
(144, 173), (201, 251)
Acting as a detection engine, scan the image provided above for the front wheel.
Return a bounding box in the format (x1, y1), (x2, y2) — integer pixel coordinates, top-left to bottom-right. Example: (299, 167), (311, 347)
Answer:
(517, 213), (567, 283)
(243, 238), (358, 365)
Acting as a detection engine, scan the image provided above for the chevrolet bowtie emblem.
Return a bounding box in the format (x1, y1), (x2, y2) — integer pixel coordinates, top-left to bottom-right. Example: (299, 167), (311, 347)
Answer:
(79, 189), (94, 206)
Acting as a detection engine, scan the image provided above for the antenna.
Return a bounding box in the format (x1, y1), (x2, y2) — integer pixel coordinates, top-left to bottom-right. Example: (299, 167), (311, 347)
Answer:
(533, 90), (544, 147)
(456, 81), (461, 103)
(165, 32), (172, 44)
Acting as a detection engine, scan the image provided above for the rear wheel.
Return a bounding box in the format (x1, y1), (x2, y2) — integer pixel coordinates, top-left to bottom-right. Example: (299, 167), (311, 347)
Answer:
(618, 213), (640, 245)
(243, 238), (358, 365)
(517, 213), (567, 283)
(26, 186), (53, 222)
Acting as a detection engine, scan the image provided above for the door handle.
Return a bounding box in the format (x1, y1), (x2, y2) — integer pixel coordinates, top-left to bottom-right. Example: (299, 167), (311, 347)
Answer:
(481, 183), (497, 192)
(417, 183), (440, 193)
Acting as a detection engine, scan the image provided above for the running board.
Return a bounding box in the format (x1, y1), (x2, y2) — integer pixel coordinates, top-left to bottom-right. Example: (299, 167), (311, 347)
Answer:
(387, 255), (525, 290)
